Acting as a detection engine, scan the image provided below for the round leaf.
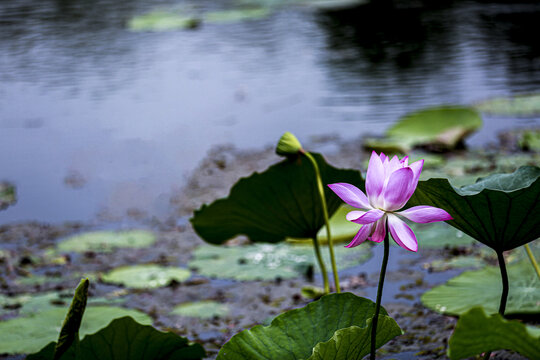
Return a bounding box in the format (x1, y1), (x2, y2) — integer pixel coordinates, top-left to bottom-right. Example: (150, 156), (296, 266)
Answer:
(58, 230), (156, 253)
(171, 301), (229, 319)
(0, 306), (151, 354)
(191, 153), (364, 244)
(474, 93), (540, 116)
(189, 242), (371, 281)
(421, 260), (540, 316)
(101, 265), (191, 289)
(407, 166), (540, 251)
(448, 307), (540, 360)
(216, 292), (401, 359)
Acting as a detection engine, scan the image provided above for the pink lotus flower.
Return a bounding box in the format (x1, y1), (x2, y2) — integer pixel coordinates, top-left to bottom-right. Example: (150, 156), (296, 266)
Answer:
(328, 152), (452, 252)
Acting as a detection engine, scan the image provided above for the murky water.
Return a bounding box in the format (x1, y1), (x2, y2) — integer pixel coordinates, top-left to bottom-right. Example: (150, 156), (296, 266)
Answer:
(1, 0), (540, 223)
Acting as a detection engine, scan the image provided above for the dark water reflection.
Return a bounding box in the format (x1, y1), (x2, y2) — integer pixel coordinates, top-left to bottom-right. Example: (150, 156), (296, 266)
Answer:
(1, 0), (539, 223)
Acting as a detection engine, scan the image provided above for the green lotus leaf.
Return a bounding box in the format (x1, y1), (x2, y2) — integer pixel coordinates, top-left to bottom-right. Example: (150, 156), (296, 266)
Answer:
(189, 242), (371, 281)
(421, 260), (540, 316)
(309, 316), (401, 360)
(518, 129), (540, 151)
(0, 181), (16, 210)
(448, 307), (540, 360)
(27, 317), (206, 360)
(216, 292), (402, 359)
(407, 166), (540, 252)
(0, 306), (151, 354)
(408, 222), (475, 249)
(57, 230), (156, 253)
(171, 301), (229, 319)
(368, 106), (482, 153)
(474, 93), (540, 116)
(191, 152), (364, 244)
(101, 264), (191, 289)
(128, 11), (201, 31)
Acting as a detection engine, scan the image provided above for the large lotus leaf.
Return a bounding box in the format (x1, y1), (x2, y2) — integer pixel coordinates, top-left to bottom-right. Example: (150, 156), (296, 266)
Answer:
(407, 166), (540, 252)
(388, 106), (482, 150)
(27, 316), (206, 360)
(171, 301), (229, 319)
(0, 181), (16, 210)
(216, 292), (401, 359)
(421, 260), (540, 316)
(188, 242), (371, 281)
(58, 230), (156, 253)
(474, 93), (540, 116)
(0, 306), (151, 354)
(408, 222), (475, 249)
(191, 153), (364, 244)
(101, 264), (191, 289)
(448, 307), (540, 360)
(309, 315), (402, 360)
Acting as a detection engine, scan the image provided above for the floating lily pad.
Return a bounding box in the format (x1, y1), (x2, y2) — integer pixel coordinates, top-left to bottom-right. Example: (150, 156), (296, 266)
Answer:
(408, 166), (540, 252)
(421, 260), (540, 316)
(171, 301), (229, 319)
(128, 11), (201, 31)
(408, 222), (476, 249)
(191, 152), (364, 244)
(205, 8), (271, 23)
(448, 307), (540, 360)
(474, 93), (540, 116)
(101, 264), (191, 289)
(518, 129), (540, 151)
(57, 230), (156, 253)
(0, 306), (152, 354)
(27, 317), (206, 360)
(189, 242), (371, 281)
(217, 292), (402, 359)
(427, 256), (486, 272)
(0, 181), (16, 210)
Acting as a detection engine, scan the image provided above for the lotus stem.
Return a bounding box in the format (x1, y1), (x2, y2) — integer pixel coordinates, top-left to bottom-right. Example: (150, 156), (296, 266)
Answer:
(484, 250), (509, 360)
(312, 236), (330, 294)
(302, 150), (340, 293)
(524, 243), (540, 280)
(371, 230), (390, 360)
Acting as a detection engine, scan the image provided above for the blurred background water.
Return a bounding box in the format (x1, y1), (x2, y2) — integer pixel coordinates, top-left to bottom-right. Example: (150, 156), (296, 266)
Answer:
(1, 0), (539, 224)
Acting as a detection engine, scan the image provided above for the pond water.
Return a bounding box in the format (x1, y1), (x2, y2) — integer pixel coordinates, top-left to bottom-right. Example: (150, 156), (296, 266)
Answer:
(1, 0), (540, 224)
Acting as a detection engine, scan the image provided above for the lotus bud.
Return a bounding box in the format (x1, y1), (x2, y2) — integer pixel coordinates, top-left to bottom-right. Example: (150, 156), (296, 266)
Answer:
(276, 132), (303, 156)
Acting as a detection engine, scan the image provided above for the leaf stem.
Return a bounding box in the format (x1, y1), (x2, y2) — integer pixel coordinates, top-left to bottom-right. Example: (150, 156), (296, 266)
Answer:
(371, 230), (390, 360)
(312, 236), (330, 294)
(302, 150), (340, 293)
(484, 250), (509, 360)
(524, 243), (540, 280)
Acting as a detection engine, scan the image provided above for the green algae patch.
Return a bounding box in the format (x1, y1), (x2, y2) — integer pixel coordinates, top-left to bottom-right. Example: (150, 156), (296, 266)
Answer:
(171, 301), (230, 319)
(101, 264), (191, 288)
(57, 230), (156, 253)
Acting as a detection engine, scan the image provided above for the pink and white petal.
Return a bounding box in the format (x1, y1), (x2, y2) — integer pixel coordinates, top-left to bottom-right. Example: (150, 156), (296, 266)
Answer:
(382, 167), (414, 211)
(386, 155), (402, 175)
(396, 206), (453, 223)
(388, 214), (418, 252)
(366, 152), (385, 203)
(327, 183), (371, 209)
(379, 153), (388, 163)
(408, 159), (424, 184)
(345, 224), (372, 248)
(369, 217), (387, 243)
(400, 156), (409, 167)
(346, 210), (366, 221)
(351, 208), (385, 225)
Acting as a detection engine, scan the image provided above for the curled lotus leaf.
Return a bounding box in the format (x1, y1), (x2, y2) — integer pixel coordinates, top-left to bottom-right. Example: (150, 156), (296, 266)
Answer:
(191, 152), (364, 244)
(407, 166), (540, 252)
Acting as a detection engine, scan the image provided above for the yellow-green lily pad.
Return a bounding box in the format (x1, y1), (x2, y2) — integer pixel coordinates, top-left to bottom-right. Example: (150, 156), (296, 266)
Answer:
(189, 242), (371, 281)
(101, 264), (191, 288)
(0, 181), (16, 210)
(0, 305), (151, 354)
(128, 11), (201, 31)
(474, 93), (540, 116)
(57, 230), (156, 253)
(171, 301), (229, 319)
